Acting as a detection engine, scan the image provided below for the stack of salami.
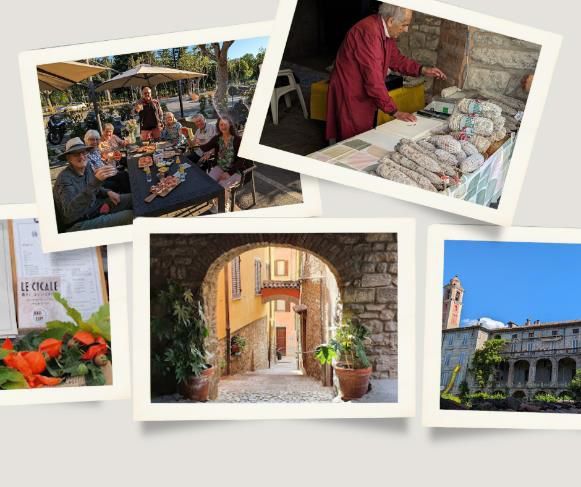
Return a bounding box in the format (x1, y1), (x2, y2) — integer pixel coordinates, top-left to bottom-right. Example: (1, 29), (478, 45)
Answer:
(375, 135), (484, 191)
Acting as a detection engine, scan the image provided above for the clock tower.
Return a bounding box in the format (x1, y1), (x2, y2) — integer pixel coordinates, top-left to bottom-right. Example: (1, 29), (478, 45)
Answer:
(442, 275), (464, 329)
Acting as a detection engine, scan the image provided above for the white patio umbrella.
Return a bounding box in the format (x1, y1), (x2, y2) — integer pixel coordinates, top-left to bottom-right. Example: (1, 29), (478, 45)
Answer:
(37, 61), (109, 92)
(95, 64), (205, 92)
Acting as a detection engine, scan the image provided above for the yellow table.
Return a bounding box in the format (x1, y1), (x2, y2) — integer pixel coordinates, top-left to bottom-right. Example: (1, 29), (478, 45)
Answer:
(310, 79), (425, 125)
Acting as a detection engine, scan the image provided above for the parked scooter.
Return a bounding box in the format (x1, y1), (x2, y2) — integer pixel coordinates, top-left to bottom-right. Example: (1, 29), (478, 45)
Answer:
(47, 113), (70, 145)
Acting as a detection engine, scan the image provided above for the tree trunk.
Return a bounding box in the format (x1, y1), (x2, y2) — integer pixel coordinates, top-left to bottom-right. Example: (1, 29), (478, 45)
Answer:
(212, 41), (234, 116)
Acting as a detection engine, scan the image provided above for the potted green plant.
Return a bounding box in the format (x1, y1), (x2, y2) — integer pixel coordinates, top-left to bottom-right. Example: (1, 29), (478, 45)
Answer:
(151, 281), (214, 401)
(314, 315), (372, 400)
(230, 335), (246, 356)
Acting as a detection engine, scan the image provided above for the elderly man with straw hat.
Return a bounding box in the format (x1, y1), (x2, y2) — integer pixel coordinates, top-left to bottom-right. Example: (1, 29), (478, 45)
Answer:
(326, 3), (447, 142)
(53, 137), (134, 232)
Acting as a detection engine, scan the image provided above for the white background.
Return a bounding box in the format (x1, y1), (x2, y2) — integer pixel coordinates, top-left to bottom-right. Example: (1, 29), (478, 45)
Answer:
(1, 0), (579, 485)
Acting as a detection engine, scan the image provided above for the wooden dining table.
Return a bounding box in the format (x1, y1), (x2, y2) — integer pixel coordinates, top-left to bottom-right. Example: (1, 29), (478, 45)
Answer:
(125, 144), (226, 217)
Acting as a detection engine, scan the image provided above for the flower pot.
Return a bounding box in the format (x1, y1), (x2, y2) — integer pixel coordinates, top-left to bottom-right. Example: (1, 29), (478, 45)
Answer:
(231, 344), (240, 355)
(179, 366), (214, 402)
(335, 365), (372, 400)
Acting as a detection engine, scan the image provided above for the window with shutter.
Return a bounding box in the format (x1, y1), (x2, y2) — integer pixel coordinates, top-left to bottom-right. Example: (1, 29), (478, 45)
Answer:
(254, 258), (262, 295)
(231, 257), (241, 299)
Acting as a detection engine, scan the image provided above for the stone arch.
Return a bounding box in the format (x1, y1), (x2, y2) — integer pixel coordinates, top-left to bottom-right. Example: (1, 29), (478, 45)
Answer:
(150, 233), (398, 396)
(557, 390), (573, 399)
(513, 390), (526, 399)
(495, 361), (509, 385)
(513, 360), (530, 386)
(535, 359), (552, 385)
(558, 357), (576, 385)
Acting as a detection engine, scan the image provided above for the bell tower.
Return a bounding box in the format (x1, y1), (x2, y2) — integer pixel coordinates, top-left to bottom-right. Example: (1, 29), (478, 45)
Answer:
(442, 275), (464, 329)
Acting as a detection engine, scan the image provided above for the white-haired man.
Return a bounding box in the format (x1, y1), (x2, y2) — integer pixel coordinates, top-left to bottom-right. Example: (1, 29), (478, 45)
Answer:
(53, 137), (133, 232)
(326, 4), (447, 142)
(190, 113), (217, 165)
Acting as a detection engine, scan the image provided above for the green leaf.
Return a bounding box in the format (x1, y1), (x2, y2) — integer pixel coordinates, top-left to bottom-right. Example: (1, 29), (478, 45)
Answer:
(81, 304), (111, 341)
(52, 292), (83, 327)
(41, 325), (75, 340)
(0, 349), (10, 360)
(0, 366), (29, 390)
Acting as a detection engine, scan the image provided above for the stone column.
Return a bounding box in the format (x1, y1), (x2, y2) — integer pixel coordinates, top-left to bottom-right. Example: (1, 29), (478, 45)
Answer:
(527, 360), (536, 387)
(550, 358), (559, 387)
(507, 360), (515, 388)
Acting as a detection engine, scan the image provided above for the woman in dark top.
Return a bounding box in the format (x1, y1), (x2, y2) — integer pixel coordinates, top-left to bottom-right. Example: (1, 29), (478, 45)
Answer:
(199, 115), (244, 188)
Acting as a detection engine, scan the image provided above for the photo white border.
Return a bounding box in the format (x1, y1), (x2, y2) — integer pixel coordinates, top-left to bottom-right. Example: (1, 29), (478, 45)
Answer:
(132, 216), (415, 421)
(0, 204), (131, 406)
(240, 0), (562, 226)
(422, 224), (581, 430)
(19, 21), (321, 254)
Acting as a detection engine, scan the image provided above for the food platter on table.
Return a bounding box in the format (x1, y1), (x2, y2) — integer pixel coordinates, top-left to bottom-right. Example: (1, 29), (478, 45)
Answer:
(144, 175), (181, 202)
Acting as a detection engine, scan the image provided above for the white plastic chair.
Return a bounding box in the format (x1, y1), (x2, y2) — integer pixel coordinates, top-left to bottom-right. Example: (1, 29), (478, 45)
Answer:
(270, 69), (308, 125)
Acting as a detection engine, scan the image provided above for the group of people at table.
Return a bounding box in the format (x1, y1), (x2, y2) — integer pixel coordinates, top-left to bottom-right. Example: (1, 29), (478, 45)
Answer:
(53, 86), (246, 232)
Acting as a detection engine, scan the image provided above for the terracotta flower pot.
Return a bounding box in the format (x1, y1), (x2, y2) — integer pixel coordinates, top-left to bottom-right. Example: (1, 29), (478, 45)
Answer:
(179, 366), (215, 402)
(335, 365), (372, 400)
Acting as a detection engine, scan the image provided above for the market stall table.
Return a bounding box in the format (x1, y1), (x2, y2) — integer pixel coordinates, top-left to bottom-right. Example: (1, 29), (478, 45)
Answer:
(308, 114), (513, 207)
(127, 149), (225, 217)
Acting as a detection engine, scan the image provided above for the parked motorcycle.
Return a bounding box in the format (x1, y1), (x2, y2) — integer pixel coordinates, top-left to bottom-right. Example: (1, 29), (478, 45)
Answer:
(46, 114), (70, 145)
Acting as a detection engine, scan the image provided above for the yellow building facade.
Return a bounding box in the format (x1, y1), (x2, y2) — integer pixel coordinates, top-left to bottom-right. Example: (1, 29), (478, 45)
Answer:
(215, 247), (269, 340)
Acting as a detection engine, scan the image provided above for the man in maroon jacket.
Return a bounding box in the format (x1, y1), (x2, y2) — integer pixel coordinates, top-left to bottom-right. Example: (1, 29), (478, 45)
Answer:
(326, 5), (447, 142)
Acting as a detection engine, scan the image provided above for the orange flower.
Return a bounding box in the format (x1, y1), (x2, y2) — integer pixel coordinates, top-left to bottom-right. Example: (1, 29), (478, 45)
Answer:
(38, 338), (62, 359)
(73, 331), (95, 346)
(22, 352), (47, 375)
(1, 338), (14, 350)
(81, 344), (108, 361)
(31, 375), (62, 387)
(4, 352), (33, 379)
(4, 351), (61, 388)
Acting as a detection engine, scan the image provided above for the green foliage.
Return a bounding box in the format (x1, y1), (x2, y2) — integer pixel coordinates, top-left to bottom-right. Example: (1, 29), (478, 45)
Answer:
(468, 391), (507, 401)
(441, 392), (461, 404)
(570, 370), (581, 400)
(151, 281), (209, 383)
(314, 344), (337, 365)
(46, 292), (110, 341)
(314, 314), (370, 370)
(533, 392), (574, 403)
(469, 338), (507, 388)
(0, 366), (28, 390)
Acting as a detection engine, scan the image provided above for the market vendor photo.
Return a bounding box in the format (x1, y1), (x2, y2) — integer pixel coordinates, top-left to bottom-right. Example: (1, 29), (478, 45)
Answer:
(19, 22), (320, 253)
(240, 0), (561, 225)
(0, 213), (130, 406)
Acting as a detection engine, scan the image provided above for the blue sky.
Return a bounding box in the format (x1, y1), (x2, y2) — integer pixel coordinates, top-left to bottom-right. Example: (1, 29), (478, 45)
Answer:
(227, 36), (269, 58)
(443, 240), (581, 326)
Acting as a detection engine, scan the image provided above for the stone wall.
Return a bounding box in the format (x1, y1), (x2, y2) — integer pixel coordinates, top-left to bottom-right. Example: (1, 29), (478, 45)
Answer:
(217, 316), (269, 377)
(149, 232), (399, 397)
(398, 10), (540, 100)
(463, 28), (540, 100)
(399, 11), (442, 94)
(299, 254), (327, 382)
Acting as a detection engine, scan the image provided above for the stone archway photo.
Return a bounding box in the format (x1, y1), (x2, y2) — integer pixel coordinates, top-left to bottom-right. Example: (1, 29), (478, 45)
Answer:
(149, 231), (400, 405)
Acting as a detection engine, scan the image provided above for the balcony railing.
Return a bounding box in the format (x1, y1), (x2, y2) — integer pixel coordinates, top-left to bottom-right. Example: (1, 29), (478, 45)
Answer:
(499, 348), (580, 358)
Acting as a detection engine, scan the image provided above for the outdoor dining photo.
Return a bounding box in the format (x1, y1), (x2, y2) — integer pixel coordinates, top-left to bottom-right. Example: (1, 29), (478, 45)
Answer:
(36, 37), (305, 233)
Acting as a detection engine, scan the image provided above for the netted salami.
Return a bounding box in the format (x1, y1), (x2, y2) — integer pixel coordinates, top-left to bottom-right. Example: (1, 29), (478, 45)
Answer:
(395, 141), (443, 173)
(376, 163), (419, 187)
(460, 140), (479, 156)
(449, 113), (494, 136)
(389, 152), (447, 190)
(378, 157), (438, 192)
(460, 153), (485, 173)
(457, 98), (502, 119)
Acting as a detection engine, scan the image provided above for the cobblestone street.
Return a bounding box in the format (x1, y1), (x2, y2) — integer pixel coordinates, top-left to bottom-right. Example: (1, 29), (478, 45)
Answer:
(215, 358), (336, 403)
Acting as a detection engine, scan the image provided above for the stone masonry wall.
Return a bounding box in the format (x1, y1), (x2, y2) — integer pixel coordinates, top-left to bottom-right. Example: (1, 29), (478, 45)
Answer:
(398, 9), (540, 100)
(217, 316), (269, 377)
(300, 254), (326, 382)
(150, 232), (399, 398)
(398, 11), (442, 94)
(463, 28), (540, 100)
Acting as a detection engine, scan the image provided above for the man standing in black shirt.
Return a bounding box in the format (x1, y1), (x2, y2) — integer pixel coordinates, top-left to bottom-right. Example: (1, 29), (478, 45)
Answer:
(134, 87), (163, 141)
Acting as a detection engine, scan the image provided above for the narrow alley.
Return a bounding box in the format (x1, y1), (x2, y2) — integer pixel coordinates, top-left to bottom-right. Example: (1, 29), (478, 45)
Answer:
(215, 358), (336, 403)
